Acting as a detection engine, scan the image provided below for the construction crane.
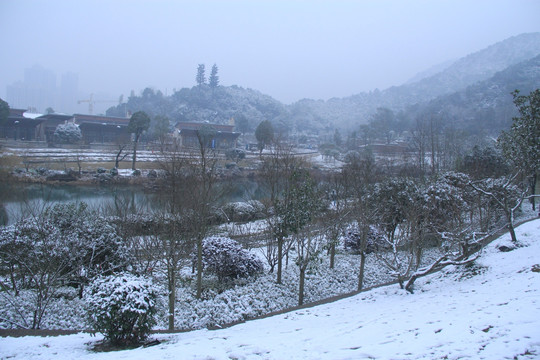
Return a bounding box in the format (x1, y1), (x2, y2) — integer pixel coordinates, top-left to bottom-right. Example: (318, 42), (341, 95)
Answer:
(77, 94), (118, 115)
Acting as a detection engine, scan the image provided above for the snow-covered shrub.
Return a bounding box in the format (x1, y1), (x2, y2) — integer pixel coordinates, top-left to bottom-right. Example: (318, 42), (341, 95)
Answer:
(45, 203), (132, 276)
(195, 236), (263, 281)
(85, 273), (158, 346)
(0, 217), (73, 328)
(344, 223), (385, 254)
(220, 200), (265, 222)
(53, 123), (82, 144)
(0, 202), (132, 304)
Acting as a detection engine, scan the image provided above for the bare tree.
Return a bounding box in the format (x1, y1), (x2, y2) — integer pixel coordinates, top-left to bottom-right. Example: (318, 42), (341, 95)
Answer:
(113, 132), (132, 169)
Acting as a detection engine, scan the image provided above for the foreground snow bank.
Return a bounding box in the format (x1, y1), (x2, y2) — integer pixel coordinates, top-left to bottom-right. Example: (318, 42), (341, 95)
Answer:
(1, 219), (539, 360)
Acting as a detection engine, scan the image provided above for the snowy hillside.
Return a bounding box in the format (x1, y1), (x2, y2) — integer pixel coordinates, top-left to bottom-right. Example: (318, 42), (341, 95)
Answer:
(293, 32), (540, 129)
(1, 219), (539, 359)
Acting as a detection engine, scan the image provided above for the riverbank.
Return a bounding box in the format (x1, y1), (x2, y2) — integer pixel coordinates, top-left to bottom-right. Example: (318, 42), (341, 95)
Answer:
(0, 140), (329, 188)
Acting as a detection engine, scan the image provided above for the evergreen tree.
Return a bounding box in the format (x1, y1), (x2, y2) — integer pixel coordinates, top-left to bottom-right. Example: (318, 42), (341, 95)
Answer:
(128, 111), (151, 170)
(0, 98), (8, 126)
(255, 120), (274, 154)
(196, 64), (206, 86)
(498, 89), (540, 210)
(209, 64), (219, 89)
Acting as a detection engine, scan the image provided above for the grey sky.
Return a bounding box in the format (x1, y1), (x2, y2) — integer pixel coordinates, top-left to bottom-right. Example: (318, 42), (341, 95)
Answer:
(1, 0), (539, 105)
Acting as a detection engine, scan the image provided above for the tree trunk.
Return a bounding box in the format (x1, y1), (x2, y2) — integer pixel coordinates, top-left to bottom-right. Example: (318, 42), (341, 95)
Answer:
(329, 243), (336, 269)
(196, 236), (203, 299)
(508, 222), (518, 243)
(415, 245), (422, 271)
(131, 139), (138, 170)
(357, 252), (366, 291)
(298, 267), (306, 306)
(397, 275), (404, 289)
(531, 173), (537, 211)
(168, 268), (176, 331)
(277, 237), (283, 284)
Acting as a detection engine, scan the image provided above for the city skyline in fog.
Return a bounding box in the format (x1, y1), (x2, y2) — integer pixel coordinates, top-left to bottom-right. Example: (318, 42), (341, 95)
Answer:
(1, 0), (539, 114)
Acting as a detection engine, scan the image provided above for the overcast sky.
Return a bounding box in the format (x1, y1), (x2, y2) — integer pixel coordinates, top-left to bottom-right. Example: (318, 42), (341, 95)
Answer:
(1, 0), (539, 105)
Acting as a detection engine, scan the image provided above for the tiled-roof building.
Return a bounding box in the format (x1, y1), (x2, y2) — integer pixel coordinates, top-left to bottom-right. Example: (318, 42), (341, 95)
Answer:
(0, 108), (45, 141)
(175, 121), (240, 149)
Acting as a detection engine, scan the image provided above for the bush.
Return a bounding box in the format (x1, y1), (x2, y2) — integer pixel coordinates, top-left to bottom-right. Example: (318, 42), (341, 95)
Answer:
(343, 223), (385, 254)
(225, 148), (246, 162)
(220, 200), (265, 222)
(85, 273), (158, 346)
(195, 236), (263, 281)
(53, 123), (82, 144)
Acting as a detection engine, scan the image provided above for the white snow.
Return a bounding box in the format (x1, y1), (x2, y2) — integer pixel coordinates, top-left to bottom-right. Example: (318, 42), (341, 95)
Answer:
(1, 219), (539, 359)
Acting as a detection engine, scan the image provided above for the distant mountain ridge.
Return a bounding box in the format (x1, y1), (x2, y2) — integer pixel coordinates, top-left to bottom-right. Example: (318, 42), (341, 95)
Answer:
(409, 53), (540, 134)
(291, 32), (540, 130)
(106, 33), (540, 136)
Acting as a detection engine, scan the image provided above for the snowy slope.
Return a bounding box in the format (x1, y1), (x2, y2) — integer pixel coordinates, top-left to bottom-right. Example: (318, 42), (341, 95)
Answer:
(1, 219), (539, 360)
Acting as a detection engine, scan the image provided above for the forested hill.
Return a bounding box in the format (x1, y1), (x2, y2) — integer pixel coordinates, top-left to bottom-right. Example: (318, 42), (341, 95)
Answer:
(405, 53), (540, 135)
(290, 32), (540, 131)
(106, 85), (289, 134)
(106, 33), (540, 136)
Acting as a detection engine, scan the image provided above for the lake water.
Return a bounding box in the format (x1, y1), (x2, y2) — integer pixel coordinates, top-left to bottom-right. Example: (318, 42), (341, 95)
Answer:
(0, 180), (264, 225)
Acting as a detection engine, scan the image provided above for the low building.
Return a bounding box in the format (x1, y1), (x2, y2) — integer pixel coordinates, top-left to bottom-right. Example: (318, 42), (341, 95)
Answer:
(175, 121), (240, 149)
(72, 114), (130, 144)
(35, 113), (73, 142)
(0, 108), (45, 141)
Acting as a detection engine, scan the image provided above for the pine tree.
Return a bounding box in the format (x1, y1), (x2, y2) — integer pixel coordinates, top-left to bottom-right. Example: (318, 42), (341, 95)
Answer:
(196, 64), (206, 86)
(209, 64), (219, 89)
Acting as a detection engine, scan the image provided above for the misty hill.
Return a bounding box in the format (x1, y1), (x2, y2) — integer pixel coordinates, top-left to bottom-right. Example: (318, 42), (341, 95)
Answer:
(106, 33), (540, 137)
(106, 85), (289, 133)
(291, 32), (540, 131)
(407, 53), (540, 135)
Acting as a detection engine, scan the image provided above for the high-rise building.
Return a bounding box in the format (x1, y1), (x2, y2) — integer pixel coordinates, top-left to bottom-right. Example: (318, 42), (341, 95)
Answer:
(6, 65), (79, 114)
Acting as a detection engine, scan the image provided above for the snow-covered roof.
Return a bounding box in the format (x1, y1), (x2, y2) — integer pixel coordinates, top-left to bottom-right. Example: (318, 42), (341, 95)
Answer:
(22, 112), (43, 119)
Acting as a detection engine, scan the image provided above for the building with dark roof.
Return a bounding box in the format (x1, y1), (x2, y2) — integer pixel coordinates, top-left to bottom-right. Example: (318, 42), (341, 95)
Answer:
(0, 108), (45, 141)
(72, 114), (130, 144)
(175, 121), (240, 149)
(35, 113), (74, 142)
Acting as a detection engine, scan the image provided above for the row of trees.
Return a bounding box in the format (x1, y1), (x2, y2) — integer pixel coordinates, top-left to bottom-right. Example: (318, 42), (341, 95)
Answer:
(253, 89), (538, 301)
(196, 63), (220, 89)
(0, 89), (537, 335)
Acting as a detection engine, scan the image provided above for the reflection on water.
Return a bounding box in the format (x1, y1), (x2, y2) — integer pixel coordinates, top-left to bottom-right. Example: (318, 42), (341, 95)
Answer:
(0, 180), (265, 225)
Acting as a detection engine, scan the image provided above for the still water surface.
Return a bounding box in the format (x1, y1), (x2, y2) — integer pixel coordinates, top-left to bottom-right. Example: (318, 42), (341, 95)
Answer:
(0, 180), (263, 225)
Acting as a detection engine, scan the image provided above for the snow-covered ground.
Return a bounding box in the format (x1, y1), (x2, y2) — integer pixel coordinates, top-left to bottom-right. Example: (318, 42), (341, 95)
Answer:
(1, 219), (539, 360)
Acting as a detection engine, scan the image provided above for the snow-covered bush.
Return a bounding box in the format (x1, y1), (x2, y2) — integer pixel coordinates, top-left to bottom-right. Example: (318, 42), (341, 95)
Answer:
(343, 223), (385, 254)
(195, 236), (263, 281)
(85, 273), (158, 346)
(53, 123), (82, 144)
(0, 216), (78, 328)
(220, 200), (265, 222)
(44, 203), (132, 289)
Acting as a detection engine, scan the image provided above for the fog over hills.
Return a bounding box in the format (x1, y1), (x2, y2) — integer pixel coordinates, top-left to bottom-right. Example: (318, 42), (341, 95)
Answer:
(106, 33), (540, 136)
(292, 32), (540, 130)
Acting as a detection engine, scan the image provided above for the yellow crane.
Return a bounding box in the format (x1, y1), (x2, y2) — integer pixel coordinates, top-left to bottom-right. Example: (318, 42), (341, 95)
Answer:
(77, 94), (118, 115)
